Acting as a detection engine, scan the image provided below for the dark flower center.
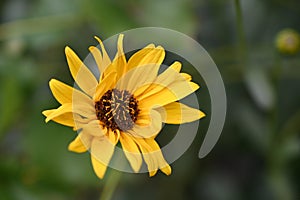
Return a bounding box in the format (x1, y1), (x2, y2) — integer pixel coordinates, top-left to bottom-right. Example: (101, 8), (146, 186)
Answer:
(95, 89), (139, 132)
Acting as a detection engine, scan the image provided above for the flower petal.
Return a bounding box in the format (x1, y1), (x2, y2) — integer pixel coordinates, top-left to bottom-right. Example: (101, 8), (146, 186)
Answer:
(180, 73), (192, 81)
(81, 120), (107, 137)
(73, 102), (96, 117)
(91, 154), (108, 179)
(116, 45), (164, 91)
(133, 138), (171, 176)
(42, 109), (75, 127)
(93, 71), (117, 102)
(116, 63), (160, 94)
(113, 34), (127, 79)
(155, 102), (205, 124)
(120, 132), (142, 172)
(49, 79), (91, 105)
(68, 131), (92, 153)
(144, 139), (171, 176)
(65, 46), (98, 96)
(43, 109), (95, 130)
(126, 44), (158, 73)
(44, 104), (72, 123)
(90, 132), (117, 179)
(169, 61), (182, 72)
(94, 36), (111, 80)
(134, 63), (192, 100)
(134, 108), (151, 126)
(89, 46), (103, 77)
(128, 109), (162, 139)
(44, 103), (95, 124)
(138, 81), (199, 110)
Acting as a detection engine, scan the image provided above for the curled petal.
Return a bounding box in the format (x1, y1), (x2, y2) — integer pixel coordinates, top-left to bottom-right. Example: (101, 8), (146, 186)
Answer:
(80, 120), (107, 137)
(42, 109), (75, 127)
(44, 104), (72, 123)
(128, 109), (162, 139)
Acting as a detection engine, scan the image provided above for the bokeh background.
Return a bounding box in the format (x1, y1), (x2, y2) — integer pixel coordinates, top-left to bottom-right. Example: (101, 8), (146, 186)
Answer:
(1, 0), (300, 199)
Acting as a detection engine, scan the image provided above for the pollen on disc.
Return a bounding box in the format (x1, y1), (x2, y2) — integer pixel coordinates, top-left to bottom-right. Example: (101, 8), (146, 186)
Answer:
(95, 89), (139, 132)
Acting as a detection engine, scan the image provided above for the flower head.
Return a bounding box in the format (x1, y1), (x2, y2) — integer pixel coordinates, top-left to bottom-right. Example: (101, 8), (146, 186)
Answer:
(275, 28), (300, 54)
(43, 34), (205, 179)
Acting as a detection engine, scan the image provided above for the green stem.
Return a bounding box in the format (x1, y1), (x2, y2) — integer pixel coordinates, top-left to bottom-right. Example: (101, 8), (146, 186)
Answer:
(234, 0), (247, 63)
(99, 169), (122, 200)
(234, 0), (246, 55)
(0, 14), (80, 41)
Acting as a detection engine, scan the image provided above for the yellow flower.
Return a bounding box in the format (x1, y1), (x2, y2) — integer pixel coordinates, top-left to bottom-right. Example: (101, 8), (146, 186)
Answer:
(42, 34), (205, 179)
(275, 29), (300, 54)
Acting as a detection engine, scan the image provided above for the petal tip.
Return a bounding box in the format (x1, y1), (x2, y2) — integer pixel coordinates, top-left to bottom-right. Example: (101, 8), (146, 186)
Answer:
(65, 46), (71, 53)
(199, 111), (206, 119)
(149, 170), (157, 177)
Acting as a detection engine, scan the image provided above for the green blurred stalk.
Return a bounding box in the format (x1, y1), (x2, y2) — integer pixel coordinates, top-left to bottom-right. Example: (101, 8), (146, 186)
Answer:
(99, 169), (122, 200)
(234, 0), (247, 64)
(0, 14), (80, 41)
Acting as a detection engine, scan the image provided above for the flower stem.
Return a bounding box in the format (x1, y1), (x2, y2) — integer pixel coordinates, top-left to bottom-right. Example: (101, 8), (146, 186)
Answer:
(234, 0), (248, 74)
(99, 169), (122, 200)
(234, 0), (247, 56)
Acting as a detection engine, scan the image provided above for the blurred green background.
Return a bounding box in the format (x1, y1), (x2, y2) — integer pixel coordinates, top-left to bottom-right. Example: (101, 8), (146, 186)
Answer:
(1, 0), (300, 199)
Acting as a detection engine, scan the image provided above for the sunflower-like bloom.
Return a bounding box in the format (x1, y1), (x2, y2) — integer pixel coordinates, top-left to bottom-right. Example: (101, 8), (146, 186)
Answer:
(43, 34), (205, 179)
(275, 29), (300, 54)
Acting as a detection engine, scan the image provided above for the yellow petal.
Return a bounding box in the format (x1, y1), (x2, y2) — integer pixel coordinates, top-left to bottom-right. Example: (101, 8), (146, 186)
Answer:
(73, 102), (96, 117)
(135, 139), (158, 176)
(120, 133), (142, 172)
(42, 109), (75, 127)
(94, 36), (111, 80)
(49, 79), (91, 105)
(126, 44), (159, 72)
(81, 120), (107, 137)
(180, 73), (192, 81)
(138, 81), (199, 110)
(116, 63), (160, 93)
(43, 109), (95, 130)
(90, 134), (117, 179)
(108, 129), (120, 145)
(135, 108), (151, 126)
(44, 104), (72, 123)
(132, 138), (171, 176)
(44, 102), (95, 124)
(65, 46), (98, 96)
(135, 63), (193, 100)
(68, 131), (92, 153)
(93, 71), (117, 102)
(169, 61), (182, 72)
(145, 139), (171, 176)
(113, 34), (127, 79)
(89, 46), (104, 77)
(49, 79), (72, 104)
(128, 109), (162, 139)
(91, 154), (108, 179)
(155, 102), (205, 124)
